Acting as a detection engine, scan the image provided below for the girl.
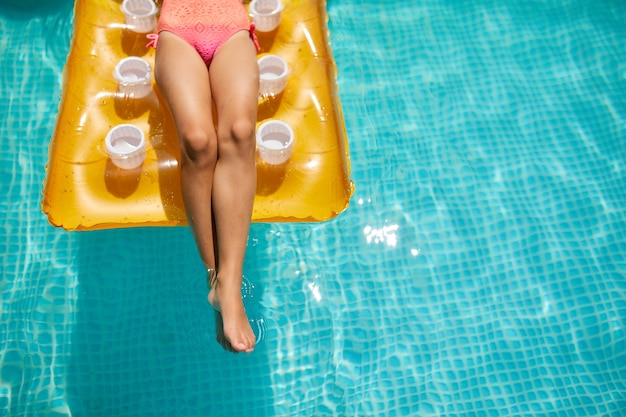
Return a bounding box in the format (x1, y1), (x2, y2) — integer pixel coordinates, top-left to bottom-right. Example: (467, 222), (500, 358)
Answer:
(148, 0), (260, 353)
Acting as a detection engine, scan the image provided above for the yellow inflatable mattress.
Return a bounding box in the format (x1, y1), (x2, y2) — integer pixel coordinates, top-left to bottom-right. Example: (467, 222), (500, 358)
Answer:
(42, 0), (353, 230)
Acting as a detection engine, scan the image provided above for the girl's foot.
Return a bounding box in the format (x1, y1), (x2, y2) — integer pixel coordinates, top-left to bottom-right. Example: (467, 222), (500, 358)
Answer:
(207, 269), (256, 353)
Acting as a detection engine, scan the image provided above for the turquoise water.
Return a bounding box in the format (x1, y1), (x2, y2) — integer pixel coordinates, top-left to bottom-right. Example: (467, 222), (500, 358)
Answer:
(2, 0), (626, 416)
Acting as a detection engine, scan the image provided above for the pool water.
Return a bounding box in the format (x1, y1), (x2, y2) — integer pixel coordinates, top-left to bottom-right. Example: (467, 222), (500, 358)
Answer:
(2, 0), (626, 416)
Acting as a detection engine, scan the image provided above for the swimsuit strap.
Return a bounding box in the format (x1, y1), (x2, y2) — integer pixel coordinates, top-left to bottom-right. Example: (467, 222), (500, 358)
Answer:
(250, 23), (261, 51)
(146, 33), (159, 49)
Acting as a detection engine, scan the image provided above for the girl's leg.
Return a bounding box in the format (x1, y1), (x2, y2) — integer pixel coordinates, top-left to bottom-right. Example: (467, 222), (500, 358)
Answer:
(154, 34), (218, 287)
(207, 31), (260, 353)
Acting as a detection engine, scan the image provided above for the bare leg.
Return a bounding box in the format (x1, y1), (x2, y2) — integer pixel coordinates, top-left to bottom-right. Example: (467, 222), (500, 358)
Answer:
(154, 32), (218, 270)
(154, 31), (258, 353)
(208, 31), (259, 353)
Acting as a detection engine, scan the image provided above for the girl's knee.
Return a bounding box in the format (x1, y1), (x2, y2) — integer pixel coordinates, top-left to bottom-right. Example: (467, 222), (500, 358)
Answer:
(224, 119), (256, 152)
(232, 118), (255, 143)
(180, 128), (218, 167)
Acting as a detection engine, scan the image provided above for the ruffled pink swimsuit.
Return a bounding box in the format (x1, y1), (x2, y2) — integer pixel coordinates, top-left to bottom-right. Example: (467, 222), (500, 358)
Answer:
(147, 0), (259, 65)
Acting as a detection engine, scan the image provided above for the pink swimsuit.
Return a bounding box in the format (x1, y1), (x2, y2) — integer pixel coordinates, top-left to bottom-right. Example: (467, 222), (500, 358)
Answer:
(147, 0), (259, 65)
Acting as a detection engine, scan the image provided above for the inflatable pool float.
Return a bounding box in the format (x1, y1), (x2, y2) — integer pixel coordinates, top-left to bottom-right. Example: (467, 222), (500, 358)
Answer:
(42, 0), (353, 230)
